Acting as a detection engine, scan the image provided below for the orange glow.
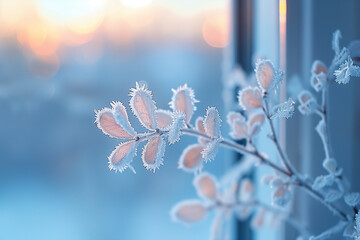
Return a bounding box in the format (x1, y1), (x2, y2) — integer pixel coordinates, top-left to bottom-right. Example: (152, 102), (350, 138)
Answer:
(17, 21), (59, 56)
(67, 12), (104, 35)
(202, 9), (229, 48)
(279, 0), (287, 24)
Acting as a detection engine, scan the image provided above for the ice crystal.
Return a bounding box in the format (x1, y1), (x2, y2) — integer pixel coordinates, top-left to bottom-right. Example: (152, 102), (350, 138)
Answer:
(168, 111), (186, 144)
(334, 56), (360, 84)
(271, 98), (295, 119)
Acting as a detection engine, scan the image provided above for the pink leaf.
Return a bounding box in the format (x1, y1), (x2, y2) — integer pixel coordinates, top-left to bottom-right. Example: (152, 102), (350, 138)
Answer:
(226, 111), (245, 127)
(95, 102), (136, 139)
(238, 87), (262, 110)
(229, 120), (248, 140)
(129, 82), (157, 130)
(193, 172), (218, 200)
(171, 200), (207, 223)
(195, 117), (208, 146)
(108, 140), (138, 173)
(203, 107), (221, 138)
(156, 109), (173, 130)
(178, 144), (204, 173)
(169, 84), (198, 124)
(239, 178), (254, 202)
(255, 59), (275, 92)
(251, 208), (266, 229)
(142, 135), (166, 172)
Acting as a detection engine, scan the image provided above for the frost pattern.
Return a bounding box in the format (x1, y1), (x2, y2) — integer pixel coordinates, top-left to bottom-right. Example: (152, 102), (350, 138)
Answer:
(271, 98), (295, 119)
(142, 135), (166, 172)
(168, 111), (186, 144)
(334, 56), (360, 84)
(169, 84), (198, 124)
(129, 82), (158, 130)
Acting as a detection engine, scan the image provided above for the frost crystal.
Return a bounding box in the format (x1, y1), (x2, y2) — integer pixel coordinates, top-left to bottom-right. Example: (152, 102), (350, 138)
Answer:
(169, 84), (198, 124)
(238, 87), (262, 110)
(129, 82), (158, 130)
(202, 138), (221, 162)
(108, 140), (138, 173)
(334, 56), (360, 84)
(95, 101), (137, 139)
(271, 98), (295, 119)
(171, 200), (207, 223)
(142, 136), (166, 172)
(344, 192), (360, 207)
(193, 172), (218, 200)
(203, 107), (222, 138)
(168, 111), (186, 144)
(178, 144), (204, 173)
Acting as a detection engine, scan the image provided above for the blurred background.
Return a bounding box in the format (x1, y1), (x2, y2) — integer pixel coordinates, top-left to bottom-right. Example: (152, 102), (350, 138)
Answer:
(1, 0), (360, 240)
(0, 0), (230, 239)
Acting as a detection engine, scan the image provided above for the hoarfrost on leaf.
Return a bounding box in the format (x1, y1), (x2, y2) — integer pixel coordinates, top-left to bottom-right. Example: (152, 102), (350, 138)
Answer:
(270, 98), (295, 119)
(344, 192), (360, 207)
(169, 84), (198, 124)
(238, 87), (262, 110)
(323, 158), (342, 176)
(272, 185), (292, 207)
(108, 140), (138, 173)
(332, 30), (342, 56)
(178, 144), (204, 173)
(129, 82), (158, 130)
(195, 117), (208, 146)
(312, 175), (334, 190)
(297, 90), (317, 115)
(193, 172), (218, 200)
(203, 107), (222, 138)
(202, 138), (221, 163)
(168, 111), (186, 144)
(239, 179), (254, 202)
(95, 102), (137, 139)
(171, 200), (207, 223)
(141, 135), (166, 172)
(255, 59), (284, 94)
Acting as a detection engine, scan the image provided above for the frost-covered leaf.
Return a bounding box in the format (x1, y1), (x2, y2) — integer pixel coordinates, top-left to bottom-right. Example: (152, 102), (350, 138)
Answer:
(95, 102), (136, 139)
(229, 119), (248, 140)
(271, 98), (295, 119)
(156, 109), (173, 130)
(171, 200), (207, 223)
(168, 111), (186, 144)
(334, 56), (360, 84)
(210, 212), (226, 240)
(270, 176), (284, 189)
(239, 179), (254, 202)
(169, 84), (198, 124)
(343, 222), (355, 238)
(312, 60), (328, 75)
(251, 208), (266, 229)
(195, 117), (208, 146)
(310, 61), (327, 92)
(344, 192), (360, 207)
(203, 107), (221, 138)
(272, 185), (291, 207)
(238, 87), (262, 110)
(248, 112), (265, 127)
(202, 138), (221, 162)
(129, 82), (157, 130)
(255, 59), (275, 92)
(141, 136), (166, 172)
(325, 189), (342, 203)
(178, 144), (204, 173)
(312, 175), (334, 190)
(193, 172), (218, 200)
(108, 140), (138, 173)
(298, 91), (317, 115)
(261, 175), (275, 185)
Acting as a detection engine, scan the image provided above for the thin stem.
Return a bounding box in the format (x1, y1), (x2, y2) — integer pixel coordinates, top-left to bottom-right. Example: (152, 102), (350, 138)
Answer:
(262, 97), (296, 176)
